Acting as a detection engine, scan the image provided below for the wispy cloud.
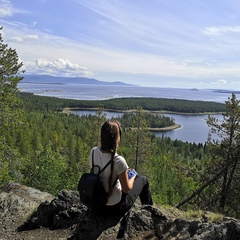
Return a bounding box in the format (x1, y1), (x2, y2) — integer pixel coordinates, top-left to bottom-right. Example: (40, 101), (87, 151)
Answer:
(216, 79), (228, 84)
(1, 0), (240, 89)
(0, 0), (30, 18)
(0, 0), (13, 17)
(9, 34), (38, 42)
(202, 26), (240, 36)
(74, 0), (197, 54)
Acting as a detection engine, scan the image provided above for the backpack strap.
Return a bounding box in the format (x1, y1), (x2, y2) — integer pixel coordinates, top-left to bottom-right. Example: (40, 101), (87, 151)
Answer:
(91, 149), (113, 175)
(92, 149), (119, 194)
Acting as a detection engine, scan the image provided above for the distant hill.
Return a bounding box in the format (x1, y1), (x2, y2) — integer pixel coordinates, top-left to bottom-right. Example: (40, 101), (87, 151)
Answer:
(213, 89), (240, 94)
(21, 74), (134, 86)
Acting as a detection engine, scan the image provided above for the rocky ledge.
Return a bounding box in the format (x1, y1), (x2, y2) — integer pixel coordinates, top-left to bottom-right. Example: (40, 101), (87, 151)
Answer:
(0, 182), (240, 240)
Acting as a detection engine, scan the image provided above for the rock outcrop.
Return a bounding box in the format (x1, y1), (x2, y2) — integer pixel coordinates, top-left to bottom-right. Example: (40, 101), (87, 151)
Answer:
(0, 182), (53, 218)
(1, 182), (240, 240)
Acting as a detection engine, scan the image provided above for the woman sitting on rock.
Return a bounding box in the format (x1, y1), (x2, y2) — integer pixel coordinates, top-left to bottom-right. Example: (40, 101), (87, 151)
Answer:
(89, 120), (153, 216)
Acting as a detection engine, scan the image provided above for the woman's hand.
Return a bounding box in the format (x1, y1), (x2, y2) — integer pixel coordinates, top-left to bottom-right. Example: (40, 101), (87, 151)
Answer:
(118, 169), (136, 194)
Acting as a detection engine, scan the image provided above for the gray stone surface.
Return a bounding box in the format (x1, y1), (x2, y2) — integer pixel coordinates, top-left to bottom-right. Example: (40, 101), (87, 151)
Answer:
(1, 182), (240, 240)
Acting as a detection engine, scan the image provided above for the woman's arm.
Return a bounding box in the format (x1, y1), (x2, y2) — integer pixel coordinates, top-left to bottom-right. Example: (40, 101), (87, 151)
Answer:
(118, 169), (136, 194)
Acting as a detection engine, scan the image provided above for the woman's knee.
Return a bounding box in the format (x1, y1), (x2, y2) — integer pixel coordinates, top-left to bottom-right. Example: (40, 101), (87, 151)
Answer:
(136, 175), (149, 187)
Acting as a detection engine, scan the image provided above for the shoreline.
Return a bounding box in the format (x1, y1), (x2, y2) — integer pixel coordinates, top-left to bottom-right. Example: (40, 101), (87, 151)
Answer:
(63, 107), (182, 131)
(62, 107), (224, 132)
(62, 107), (223, 116)
(149, 124), (181, 132)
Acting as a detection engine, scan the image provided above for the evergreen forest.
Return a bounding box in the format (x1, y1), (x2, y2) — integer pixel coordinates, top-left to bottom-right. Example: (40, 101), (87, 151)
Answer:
(1, 27), (240, 218)
(19, 92), (226, 113)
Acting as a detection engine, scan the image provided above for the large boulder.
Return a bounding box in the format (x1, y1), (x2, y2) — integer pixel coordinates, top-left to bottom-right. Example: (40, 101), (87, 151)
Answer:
(0, 182), (53, 219)
(18, 188), (86, 230)
(70, 205), (167, 240)
(1, 182), (240, 239)
(0, 182), (54, 239)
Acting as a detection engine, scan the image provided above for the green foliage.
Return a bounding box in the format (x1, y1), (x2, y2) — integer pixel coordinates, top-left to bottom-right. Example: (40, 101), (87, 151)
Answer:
(2, 110), (94, 193)
(0, 137), (24, 183)
(149, 136), (205, 206)
(120, 107), (155, 173)
(113, 111), (175, 128)
(22, 145), (68, 195)
(0, 27), (25, 185)
(0, 27), (24, 131)
(181, 210), (223, 223)
(89, 108), (107, 146)
(19, 92), (226, 114)
(0, 140), (11, 183)
(176, 93), (240, 218)
(2, 97), (210, 200)
(204, 93), (240, 216)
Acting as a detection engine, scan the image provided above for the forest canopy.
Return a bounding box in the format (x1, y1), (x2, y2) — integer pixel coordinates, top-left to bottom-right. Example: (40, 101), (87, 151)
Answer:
(19, 92), (226, 114)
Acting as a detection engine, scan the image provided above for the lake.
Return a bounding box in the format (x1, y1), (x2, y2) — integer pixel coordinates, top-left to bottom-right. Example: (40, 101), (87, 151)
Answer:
(19, 83), (233, 143)
(74, 110), (223, 144)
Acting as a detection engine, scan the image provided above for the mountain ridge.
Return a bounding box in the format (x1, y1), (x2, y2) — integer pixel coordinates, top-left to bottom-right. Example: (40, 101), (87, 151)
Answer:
(21, 74), (135, 86)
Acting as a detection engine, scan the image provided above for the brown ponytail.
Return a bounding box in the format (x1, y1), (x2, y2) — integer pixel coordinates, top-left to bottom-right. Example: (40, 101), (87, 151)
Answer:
(100, 121), (121, 195)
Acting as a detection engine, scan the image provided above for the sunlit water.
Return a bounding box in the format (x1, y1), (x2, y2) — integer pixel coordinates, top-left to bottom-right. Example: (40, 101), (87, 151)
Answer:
(74, 110), (223, 144)
(18, 83), (239, 103)
(19, 83), (234, 143)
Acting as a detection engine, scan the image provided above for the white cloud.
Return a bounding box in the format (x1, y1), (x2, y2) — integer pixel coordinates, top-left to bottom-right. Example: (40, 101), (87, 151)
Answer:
(6, 26), (240, 82)
(0, 0), (13, 17)
(8, 34), (39, 42)
(8, 36), (22, 42)
(216, 79), (228, 84)
(24, 58), (94, 78)
(0, 0), (31, 21)
(24, 34), (38, 40)
(202, 26), (240, 36)
(32, 21), (37, 27)
(2, 1), (240, 89)
(231, 81), (240, 85)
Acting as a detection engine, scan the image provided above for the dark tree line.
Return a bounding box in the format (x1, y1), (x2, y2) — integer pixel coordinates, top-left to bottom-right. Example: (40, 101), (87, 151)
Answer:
(19, 92), (226, 114)
(112, 111), (175, 128)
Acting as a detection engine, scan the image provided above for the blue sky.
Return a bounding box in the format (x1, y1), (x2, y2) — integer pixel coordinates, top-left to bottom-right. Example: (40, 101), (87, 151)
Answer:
(1, 0), (240, 89)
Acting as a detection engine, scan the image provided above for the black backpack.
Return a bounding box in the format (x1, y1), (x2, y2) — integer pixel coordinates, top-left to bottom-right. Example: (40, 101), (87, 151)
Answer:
(78, 150), (115, 209)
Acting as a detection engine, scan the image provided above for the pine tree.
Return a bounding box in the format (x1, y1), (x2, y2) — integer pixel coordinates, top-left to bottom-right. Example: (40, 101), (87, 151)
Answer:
(122, 107), (155, 174)
(176, 93), (240, 217)
(88, 107), (107, 147)
(0, 27), (25, 184)
(0, 27), (24, 130)
(207, 93), (240, 214)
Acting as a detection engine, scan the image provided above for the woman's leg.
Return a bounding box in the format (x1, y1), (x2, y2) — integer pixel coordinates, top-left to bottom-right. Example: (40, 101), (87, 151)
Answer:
(128, 175), (153, 205)
(103, 176), (153, 216)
